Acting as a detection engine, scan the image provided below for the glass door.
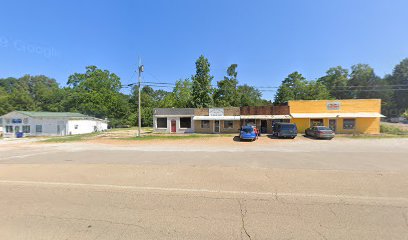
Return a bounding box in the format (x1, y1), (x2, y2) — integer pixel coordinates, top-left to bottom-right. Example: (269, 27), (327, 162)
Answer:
(214, 120), (220, 133)
(329, 119), (336, 132)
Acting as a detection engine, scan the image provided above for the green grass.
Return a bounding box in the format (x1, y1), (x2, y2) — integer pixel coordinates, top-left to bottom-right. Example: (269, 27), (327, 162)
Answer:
(120, 134), (236, 141)
(380, 123), (408, 135)
(41, 132), (102, 143)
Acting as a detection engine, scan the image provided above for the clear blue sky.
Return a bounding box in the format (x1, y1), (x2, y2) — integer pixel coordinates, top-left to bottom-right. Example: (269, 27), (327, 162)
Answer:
(1, 0), (408, 100)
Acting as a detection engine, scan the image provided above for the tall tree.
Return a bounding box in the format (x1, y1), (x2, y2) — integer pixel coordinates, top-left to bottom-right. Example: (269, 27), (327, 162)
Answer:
(388, 58), (408, 116)
(318, 66), (351, 99)
(213, 64), (239, 107)
(191, 55), (213, 108)
(274, 72), (308, 103)
(274, 72), (331, 103)
(237, 84), (266, 106)
(349, 64), (393, 113)
(66, 66), (128, 126)
(171, 79), (193, 108)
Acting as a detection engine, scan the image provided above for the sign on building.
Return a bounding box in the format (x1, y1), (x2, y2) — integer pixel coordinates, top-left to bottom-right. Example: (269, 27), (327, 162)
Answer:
(327, 102), (340, 110)
(209, 108), (224, 116)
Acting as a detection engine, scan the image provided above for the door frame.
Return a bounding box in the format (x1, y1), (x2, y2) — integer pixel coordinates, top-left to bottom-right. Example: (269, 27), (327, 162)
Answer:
(214, 120), (220, 133)
(328, 119), (337, 133)
(171, 119), (177, 133)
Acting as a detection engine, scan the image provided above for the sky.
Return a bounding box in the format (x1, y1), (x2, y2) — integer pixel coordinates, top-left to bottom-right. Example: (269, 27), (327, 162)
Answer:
(1, 0), (408, 100)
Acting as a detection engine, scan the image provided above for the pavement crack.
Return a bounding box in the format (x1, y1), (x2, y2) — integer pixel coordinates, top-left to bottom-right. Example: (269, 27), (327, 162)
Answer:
(26, 214), (145, 230)
(238, 199), (252, 240)
(403, 212), (408, 228)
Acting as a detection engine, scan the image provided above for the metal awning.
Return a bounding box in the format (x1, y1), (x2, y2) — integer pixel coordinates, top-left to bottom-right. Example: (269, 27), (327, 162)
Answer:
(193, 116), (241, 121)
(240, 115), (291, 120)
(154, 115), (193, 118)
(290, 112), (385, 118)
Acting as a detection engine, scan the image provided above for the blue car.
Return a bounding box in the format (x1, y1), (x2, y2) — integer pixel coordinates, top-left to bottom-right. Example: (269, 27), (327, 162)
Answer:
(239, 126), (257, 141)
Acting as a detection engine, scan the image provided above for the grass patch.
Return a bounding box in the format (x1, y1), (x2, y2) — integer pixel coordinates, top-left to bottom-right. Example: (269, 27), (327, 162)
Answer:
(41, 132), (102, 143)
(380, 123), (408, 135)
(119, 134), (236, 141)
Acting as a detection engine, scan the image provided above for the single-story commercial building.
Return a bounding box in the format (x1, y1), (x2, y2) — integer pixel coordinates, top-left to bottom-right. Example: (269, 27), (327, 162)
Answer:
(153, 108), (195, 133)
(240, 105), (291, 134)
(0, 111), (108, 138)
(289, 99), (385, 134)
(153, 99), (385, 135)
(193, 107), (241, 134)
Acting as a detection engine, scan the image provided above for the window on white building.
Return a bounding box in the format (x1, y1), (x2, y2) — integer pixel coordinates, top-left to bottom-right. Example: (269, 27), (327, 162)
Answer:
(22, 126), (30, 133)
(157, 118), (167, 128)
(5, 126), (13, 133)
(180, 117), (191, 128)
(36, 125), (42, 133)
(74, 125), (79, 129)
(0, 118), (2, 125)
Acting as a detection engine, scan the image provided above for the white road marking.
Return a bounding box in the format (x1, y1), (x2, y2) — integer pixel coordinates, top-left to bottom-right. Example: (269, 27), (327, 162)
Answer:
(0, 151), (56, 161)
(0, 180), (407, 206)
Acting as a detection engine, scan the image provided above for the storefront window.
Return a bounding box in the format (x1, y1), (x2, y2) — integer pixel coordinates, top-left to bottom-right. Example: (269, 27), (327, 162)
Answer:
(23, 126), (30, 133)
(343, 119), (355, 130)
(224, 121), (233, 129)
(180, 117), (191, 128)
(310, 119), (324, 126)
(201, 120), (210, 128)
(157, 118), (167, 128)
(5, 126), (13, 133)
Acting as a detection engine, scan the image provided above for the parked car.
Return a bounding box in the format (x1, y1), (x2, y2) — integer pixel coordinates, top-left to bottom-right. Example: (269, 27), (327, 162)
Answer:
(239, 126), (257, 141)
(272, 123), (298, 139)
(305, 126), (335, 139)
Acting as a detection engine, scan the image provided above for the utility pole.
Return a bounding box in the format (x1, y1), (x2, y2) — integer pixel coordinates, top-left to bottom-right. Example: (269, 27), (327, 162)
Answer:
(137, 59), (144, 137)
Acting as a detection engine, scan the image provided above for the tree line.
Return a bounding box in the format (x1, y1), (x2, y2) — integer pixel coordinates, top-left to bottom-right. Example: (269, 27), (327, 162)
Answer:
(1, 55), (407, 127)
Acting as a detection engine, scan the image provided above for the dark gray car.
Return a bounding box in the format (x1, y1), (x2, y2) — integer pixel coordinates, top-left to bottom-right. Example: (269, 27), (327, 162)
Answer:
(272, 123), (298, 139)
(305, 126), (335, 139)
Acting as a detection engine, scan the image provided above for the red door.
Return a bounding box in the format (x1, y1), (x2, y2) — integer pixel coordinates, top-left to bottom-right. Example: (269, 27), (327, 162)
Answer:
(171, 120), (176, 133)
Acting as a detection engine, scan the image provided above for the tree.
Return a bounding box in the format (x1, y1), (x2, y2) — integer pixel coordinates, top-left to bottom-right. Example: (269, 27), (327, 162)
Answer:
(191, 55), (213, 108)
(318, 66), (351, 99)
(213, 64), (239, 107)
(303, 81), (331, 100)
(274, 72), (331, 103)
(237, 84), (265, 106)
(274, 72), (308, 103)
(0, 86), (12, 115)
(66, 66), (127, 127)
(171, 79), (193, 108)
(349, 64), (393, 113)
(388, 58), (408, 116)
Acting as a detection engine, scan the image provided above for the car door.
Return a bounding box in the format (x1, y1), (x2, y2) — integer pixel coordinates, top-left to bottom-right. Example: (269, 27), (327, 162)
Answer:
(311, 127), (317, 137)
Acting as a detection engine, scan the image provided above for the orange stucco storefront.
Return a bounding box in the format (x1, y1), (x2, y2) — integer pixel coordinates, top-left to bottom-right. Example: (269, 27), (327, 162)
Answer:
(288, 99), (384, 134)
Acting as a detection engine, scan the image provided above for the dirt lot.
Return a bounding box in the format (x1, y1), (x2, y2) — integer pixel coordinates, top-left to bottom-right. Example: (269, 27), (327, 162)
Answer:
(1, 135), (408, 239)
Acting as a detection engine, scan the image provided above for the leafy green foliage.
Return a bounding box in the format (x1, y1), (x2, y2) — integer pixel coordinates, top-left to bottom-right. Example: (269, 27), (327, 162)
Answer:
(274, 72), (331, 103)
(191, 55), (213, 108)
(318, 66), (351, 99)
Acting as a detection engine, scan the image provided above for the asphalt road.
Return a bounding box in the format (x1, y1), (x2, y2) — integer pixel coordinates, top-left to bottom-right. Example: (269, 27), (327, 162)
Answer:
(0, 138), (408, 239)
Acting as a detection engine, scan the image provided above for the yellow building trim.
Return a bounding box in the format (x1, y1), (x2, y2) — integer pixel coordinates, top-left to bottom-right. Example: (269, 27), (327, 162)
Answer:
(289, 99), (382, 134)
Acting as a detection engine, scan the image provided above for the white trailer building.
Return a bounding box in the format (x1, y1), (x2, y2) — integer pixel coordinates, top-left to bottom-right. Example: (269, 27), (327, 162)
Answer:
(0, 111), (108, 138)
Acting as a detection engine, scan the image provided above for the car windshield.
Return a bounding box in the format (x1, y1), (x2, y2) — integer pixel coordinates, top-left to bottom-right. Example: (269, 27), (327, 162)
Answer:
(316, 126), (331, 131)
(281, 124), (296, 130)
(242, 127), (254, 133)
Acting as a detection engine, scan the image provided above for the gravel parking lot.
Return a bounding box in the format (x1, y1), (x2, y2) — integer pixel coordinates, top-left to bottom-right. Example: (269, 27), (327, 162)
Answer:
(0, 137), (408, 239)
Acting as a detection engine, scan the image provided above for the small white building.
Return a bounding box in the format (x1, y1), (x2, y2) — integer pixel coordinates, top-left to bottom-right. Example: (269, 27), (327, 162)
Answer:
(0, 111), (108, 138)
(153, 108), (194, 133)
